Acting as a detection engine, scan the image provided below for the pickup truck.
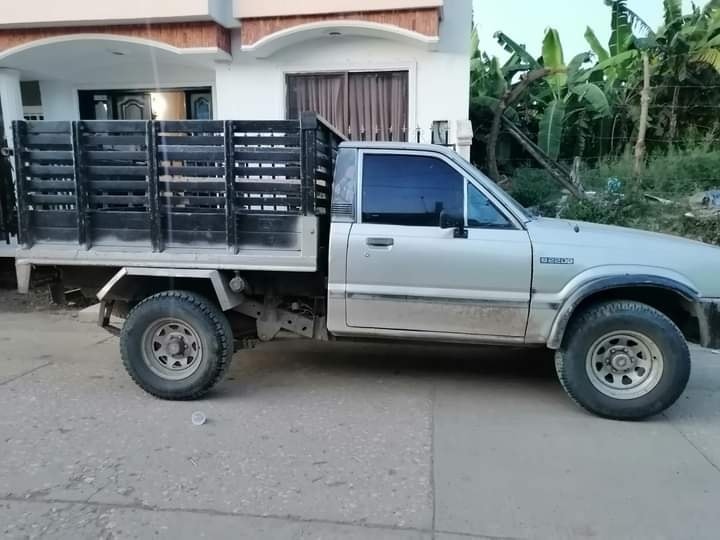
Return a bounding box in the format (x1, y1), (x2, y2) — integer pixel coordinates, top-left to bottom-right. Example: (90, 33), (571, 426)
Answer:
(10, 114), (720, 420)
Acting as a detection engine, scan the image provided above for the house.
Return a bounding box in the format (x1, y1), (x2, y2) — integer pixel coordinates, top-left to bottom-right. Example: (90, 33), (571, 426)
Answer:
(0, 0), (473, 157)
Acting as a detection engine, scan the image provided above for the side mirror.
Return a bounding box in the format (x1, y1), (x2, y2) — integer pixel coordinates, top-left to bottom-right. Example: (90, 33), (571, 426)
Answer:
(439, 211), (468, 239)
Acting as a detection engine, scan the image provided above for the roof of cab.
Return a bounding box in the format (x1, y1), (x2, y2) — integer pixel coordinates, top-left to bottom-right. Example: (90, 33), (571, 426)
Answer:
(338, 141), (456, 156)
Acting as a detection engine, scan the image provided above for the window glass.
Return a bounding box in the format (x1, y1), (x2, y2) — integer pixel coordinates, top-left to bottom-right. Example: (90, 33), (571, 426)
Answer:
(467, 184), (511, 228)
(362, 154), (463, 226)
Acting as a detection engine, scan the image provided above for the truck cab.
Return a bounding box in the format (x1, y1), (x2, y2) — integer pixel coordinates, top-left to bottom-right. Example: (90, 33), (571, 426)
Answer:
(327, 142), (533, 343)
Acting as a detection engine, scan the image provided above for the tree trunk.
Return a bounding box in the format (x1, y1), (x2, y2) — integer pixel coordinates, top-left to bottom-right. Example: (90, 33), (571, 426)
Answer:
(634, 52), (651, 178)
(668, 85), (680, 145)
(487, 68), (550, 182)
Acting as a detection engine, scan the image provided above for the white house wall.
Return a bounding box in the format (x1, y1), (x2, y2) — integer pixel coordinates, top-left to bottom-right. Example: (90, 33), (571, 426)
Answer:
(216, 0), (470, 139)
(215, 36), (469, 139)
(38, 81), (77, 121)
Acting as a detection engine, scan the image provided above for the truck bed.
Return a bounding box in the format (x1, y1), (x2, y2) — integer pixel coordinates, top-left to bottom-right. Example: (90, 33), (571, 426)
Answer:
(12, 115), (343, 272)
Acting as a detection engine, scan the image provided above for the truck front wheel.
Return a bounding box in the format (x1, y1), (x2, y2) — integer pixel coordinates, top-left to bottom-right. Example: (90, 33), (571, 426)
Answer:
(555, 300), (691, 420)
(120, 291), (234, 400)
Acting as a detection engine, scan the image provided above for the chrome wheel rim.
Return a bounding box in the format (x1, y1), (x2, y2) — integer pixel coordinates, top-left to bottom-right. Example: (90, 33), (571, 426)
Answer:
(585, 331), (664, 400)
(142, 318), (203, 381)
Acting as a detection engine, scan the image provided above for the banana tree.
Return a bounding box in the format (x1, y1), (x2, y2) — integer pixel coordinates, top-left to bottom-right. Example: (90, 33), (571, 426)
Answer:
(534, 29), (611, 160)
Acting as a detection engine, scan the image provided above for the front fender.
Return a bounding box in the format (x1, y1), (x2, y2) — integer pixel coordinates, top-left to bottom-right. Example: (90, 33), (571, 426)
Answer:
(540, 271), (700, 350)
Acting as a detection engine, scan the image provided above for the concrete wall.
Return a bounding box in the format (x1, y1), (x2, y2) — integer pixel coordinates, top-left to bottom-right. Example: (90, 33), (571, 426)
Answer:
(235, 0), (443, 18)
(0, 0), (233, 28)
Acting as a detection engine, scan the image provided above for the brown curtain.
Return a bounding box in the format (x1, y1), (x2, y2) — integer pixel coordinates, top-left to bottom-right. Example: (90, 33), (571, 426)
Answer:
(287, 74), (346, 131)
(348, 71), (408, 142)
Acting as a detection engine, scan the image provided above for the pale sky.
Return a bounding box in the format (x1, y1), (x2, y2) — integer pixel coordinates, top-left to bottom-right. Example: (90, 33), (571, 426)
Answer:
(472, 0), (696, 58)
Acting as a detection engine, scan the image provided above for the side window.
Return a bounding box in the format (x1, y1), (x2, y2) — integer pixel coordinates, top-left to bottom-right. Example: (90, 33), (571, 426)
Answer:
(467, 184), (511, 229)
(362, 154), (463, 226)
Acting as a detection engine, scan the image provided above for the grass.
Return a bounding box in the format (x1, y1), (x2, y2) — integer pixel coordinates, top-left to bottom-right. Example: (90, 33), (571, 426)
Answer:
(506, 147), (720, 245)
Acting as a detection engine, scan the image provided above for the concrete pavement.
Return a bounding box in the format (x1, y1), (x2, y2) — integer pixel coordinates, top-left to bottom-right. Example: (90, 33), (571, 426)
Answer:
(1, 309), (719, 539)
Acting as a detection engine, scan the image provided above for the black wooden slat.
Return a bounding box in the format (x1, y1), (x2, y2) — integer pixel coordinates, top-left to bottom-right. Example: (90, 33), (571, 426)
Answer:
(236, 214), (301, 233)
(234, 135), (300, 146)
(27, 164), (74, 177)
(92, 229), (151, 242)
(235, 166), (301, 177)
(90, 195), (148, 205)
(237, 196), (302, 205)
(160, 195), (226, 206)
(25, 134), (71, 146)
(30, 210), (76, 228)
(233, 120), (299, 133)
(235, 231), (300, 249)
(24, 150), (73, 162)
(235, 149), (301, 162)
(27, 180), (75, 191)
(160, 181), (225, 192)
(224, 121), (236, 251)
(235, 182), (301, 194)
(83, 135), (146, 146)
(13, 122), (31, 247)
(25, 121), (71, 134)
(163, 230), (226, 244)
(91, 211), (149, 229)
(157, 136), (224, 146)
(159, 166), (224, 177)
(162, 212), (225, 231)
(89, 181), (148, 191)
(32, 227), (77, 242)
(300, 118), (317, 215)
(86, 151), (147, 161)
(87, 165), (148, 177)
(157, 148), (224, 161)
(29, 194), (76, 205)
(72, 122), (90, 249)
(147, 121), (162, 252)
(156, 120), (224, 132)
(82, 121), (147, 133)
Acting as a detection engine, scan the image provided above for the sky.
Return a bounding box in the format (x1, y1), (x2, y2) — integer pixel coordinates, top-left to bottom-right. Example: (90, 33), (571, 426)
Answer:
(472, 0), (696, 58)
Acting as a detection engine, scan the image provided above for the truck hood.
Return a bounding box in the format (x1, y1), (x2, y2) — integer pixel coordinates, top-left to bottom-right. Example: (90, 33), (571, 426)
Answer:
(526, 217), (720, 297)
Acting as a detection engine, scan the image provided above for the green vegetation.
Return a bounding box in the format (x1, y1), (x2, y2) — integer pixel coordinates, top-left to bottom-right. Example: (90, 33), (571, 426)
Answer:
(471, 0), (720, 244)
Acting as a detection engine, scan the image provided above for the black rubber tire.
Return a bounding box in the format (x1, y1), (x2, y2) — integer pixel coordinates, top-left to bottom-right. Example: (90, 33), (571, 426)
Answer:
(120, 290), (234, 400)
(556, 300), (691, 420)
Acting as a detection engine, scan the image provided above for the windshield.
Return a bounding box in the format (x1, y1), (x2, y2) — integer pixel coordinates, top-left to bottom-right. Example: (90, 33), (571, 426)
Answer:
(448, 153), (533, 223)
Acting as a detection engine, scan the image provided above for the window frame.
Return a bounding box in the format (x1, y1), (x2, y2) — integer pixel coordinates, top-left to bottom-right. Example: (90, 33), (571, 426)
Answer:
(357, 149), (520, 230)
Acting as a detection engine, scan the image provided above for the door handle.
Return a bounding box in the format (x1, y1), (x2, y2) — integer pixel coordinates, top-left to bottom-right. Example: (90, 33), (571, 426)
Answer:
(366, 237), (394, 247)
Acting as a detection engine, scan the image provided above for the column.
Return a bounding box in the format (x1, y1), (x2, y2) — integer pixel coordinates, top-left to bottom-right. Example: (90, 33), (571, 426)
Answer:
(455, 119), (473, 162)
(0, 69), (24, 147)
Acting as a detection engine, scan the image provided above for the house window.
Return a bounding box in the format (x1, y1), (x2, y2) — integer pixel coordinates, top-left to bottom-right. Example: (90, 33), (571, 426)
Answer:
(286, 71), (409, 141)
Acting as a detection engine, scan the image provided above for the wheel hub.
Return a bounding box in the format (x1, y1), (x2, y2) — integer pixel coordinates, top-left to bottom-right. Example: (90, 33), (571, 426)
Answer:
(142, 319), (204, 380)
(608, 349), (636, 372)
(586, 331), (664, 400)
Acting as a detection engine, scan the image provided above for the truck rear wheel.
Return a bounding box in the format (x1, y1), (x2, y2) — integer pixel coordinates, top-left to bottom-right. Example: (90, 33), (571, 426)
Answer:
(120, 291), (234, 400)
(555, 300), (691, 420)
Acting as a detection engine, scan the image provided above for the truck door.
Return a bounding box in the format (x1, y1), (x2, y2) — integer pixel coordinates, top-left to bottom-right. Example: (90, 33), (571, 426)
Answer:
(345, 150), (532, 337)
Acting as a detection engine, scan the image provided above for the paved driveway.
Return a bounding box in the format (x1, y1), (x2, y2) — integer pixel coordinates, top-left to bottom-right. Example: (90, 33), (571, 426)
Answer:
(1, 309), (719, 539)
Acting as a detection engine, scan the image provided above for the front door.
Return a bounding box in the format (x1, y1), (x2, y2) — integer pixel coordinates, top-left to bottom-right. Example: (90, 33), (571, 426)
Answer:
(345, 151), (532, 337)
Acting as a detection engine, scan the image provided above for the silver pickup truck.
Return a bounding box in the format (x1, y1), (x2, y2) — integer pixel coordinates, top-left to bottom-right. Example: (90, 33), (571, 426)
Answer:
(11, 116), (720, 420)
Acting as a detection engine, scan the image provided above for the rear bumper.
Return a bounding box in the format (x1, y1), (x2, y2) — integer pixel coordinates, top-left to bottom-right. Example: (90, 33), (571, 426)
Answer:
(697, 299), (720, 349)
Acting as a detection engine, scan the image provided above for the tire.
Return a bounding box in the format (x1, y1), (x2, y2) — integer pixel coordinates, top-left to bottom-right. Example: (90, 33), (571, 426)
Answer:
(555, 300), (691, 420)
(120, 290), (234, 400)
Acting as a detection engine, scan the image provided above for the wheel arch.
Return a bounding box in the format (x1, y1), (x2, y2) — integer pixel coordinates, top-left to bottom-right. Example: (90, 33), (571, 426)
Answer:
(547, 275), (700, 350)
(97, 268), (244, 312)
